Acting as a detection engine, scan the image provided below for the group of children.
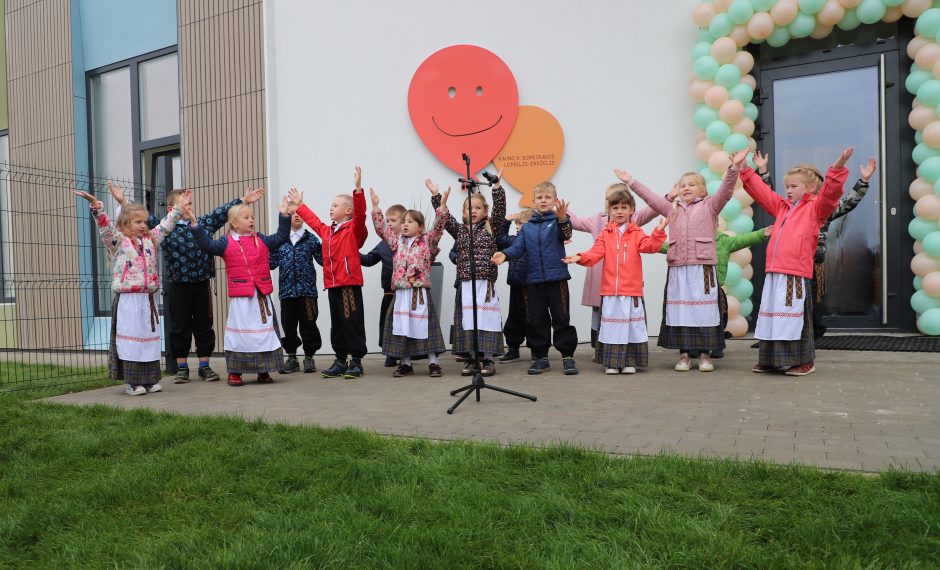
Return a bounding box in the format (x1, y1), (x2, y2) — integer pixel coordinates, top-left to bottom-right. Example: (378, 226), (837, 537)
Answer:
(79, 148), (876, 395)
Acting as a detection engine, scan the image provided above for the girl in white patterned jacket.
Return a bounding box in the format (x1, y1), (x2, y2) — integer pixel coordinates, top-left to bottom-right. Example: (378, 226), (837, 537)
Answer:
(75, 184), (192, 396)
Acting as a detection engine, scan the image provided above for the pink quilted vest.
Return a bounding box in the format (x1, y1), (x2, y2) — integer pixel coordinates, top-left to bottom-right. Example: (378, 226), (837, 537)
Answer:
(223, 234), (273, 297)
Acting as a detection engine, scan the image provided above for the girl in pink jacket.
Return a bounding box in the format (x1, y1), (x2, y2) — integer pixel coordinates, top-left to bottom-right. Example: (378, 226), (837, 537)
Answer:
(615, 151), (745, 373)
(740, 147), (852, 377)
(370, 185), (449, 378)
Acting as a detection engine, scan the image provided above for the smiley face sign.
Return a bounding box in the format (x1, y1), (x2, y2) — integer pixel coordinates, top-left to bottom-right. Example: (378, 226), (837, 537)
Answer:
(408, 45), (519, 176)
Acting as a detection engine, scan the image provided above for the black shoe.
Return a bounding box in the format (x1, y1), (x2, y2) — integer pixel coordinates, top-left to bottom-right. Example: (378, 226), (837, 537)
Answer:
(750, 342), (759, 349)
(461, 361), (475, 376)
(197, 365), (220, 382)
(303, 356), (316, 373)
(173, 367), (190, 384)
(710, 349), (724, 359)
(499, 348), (521, 363)
(562, 357), (579, 375)
(280, 356), (300, 374)
(481, 359), (496, 377)
(344, 358), (364, 379)
(392, 364), (414, 377)
(384, 355), (398, 367)
(322, 359), (348, 378)
(527, 357), (550, 375)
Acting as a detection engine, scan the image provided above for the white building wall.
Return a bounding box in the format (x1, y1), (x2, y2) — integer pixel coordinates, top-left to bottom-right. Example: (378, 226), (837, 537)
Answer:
(265, 0), (700, 353)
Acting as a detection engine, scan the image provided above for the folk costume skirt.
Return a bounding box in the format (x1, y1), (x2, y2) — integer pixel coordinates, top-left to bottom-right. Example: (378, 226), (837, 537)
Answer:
(109, 293), (161, 385)
(383, 287), (446, 358)
(452, 280), (504, 355)
(756, 273), (815, 368)
(596, 295), (649, 369)
(224, 291), (283, 373)
(658, 265), (724, 353)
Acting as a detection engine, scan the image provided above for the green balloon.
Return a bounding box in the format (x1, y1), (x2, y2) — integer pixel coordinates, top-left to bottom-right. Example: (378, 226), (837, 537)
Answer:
(744, 102), (759, 121)
(707, 180), (722, 195)
(728, 0), (754, 25)
(730, 83), (754, 103)
(856, 0), (886, 25)
(917, 308), (940, 336)
(767, 26), (791, 47)
(915, 8), (940, 39)
(837, 9), (860, 31)
(789, 12), (817, 38)
(709, 13), (734, 38)
(706, 120), (732, 144)
(740, 299), (753, 318)
(917, 79), (940, 107)
(721, 198), (743, 220)
(723, 133), (750, 153)
(725, 261), (743, 286)
(932, 178), (940, 196)
(919, 156), (940, 182)
(695, 105), (721, 129)
(913, 143), (940, 166)
(692, 42), (713, 61)
(915, 276), (924, 291)
(911, 290), (940, 314)
(797, 0), (826, 14)
(883, 0), (904, 6)
(917, 130), (925, 145)
(730, 278), (754, 301)
(729, 215), (755, 234)
(752, 0), (775, 10)
(907, 67), (931, 96)
(923, 231), (940, 257)
(700, 167), (721, 183)
(699, 28), (718, 42)
(909, 217), (940, 240)
(694, 55), (720, 80)
(714, 63), (742, 89)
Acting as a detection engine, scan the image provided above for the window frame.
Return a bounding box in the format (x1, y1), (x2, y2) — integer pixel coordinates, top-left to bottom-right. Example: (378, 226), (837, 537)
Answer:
(0, 129), (12, 304)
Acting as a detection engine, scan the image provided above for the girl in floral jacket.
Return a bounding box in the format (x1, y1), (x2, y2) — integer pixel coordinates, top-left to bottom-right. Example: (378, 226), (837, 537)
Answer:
(370, 185), (449, 377)
(74, 185), (191, 396)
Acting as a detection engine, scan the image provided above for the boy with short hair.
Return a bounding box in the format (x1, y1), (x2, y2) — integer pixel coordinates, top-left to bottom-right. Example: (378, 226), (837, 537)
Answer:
(361, 204), (405, 367)
(492, 182), (579, 375)
(290, 166), (369, 379)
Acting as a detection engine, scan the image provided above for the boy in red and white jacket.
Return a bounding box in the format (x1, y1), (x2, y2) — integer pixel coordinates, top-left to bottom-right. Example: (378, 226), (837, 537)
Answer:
(289, 166), (369, 379)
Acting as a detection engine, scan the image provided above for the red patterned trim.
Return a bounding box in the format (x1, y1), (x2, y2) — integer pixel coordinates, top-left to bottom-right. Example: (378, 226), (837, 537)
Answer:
(393, 311), (429, 319)
(116, 334), (160, 343)
(462, 305), (501, 312)
(758, 311), (804, 318)
(666, 299), (718, 306)
(601, 316), (646, 324)
(225, 326), (276, 334)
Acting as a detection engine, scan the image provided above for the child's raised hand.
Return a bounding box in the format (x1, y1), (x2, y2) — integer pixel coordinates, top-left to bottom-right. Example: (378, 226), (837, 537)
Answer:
(441, 186), (451, 207)
(287, 187), (304, 205)
(613, 169), (634, 185)
(555, 198), (569, 221)
(753, 150), (769, 172)
(181, 200), (196, 223)
(833, 147), (855, 169)
(491, 252), (507, 265)
(278, 195), (290, 215)
(731, 150), (748, 169)
(425, 178), (439, 195)
(763, 225), (773, 237)
(73, 190), (102, 208)
(656, 217), (669, 231)
(562, 254), (581, 265)
(353, 166), (362, 189)
(179, 189), (193, 208)
(369, 187), (380, 209)
(243, 186), (264, 204)
(107, 181), (127, 205)
(860, 158), (877, 182)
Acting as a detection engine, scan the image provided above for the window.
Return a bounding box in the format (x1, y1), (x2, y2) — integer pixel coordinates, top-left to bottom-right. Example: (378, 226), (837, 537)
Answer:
(0, 133), (12, 302)
(87, 47), (181, 315)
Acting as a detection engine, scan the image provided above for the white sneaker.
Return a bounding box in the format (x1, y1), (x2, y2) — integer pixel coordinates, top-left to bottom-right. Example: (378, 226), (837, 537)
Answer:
(621, 367), (636, 374)
(605, 367), (620, 375)
(125, 384), (146, 396)
(146, 383), (162, 393)
(674, 353), (691, 372)
(698, 355), (715, 372)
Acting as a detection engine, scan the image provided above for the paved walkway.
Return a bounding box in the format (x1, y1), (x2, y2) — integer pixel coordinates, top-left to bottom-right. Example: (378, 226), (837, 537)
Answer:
(48, 340), (940, 473)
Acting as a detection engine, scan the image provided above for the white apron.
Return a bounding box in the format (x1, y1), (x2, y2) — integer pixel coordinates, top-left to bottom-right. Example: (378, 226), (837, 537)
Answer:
(224, 291), (283, 352)
(392, 288), (430, 339)
(598, 295), (648, 344)
(460, 280), (502, 332)
(115, 292), (161, 362)
(665, 265), (720, 327)
(755, 272), (806, 341)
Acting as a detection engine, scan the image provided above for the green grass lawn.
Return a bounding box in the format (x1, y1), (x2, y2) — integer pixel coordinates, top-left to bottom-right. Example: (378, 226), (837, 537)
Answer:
(0, 361), (113, 398)
(1, 398), (937, 568)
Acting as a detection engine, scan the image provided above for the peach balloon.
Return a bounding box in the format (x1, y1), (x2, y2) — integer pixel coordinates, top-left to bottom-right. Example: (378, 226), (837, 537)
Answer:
(908, 35), (931, 60)
(693, 3), (717, 27)
(902, 0), (932, 19)
(696, 140), (722, 162)
(770, 0), (799, 26)
(735, 178), (744, 190)
(741, 206), (754, 218)
(912, 252), (940, 277)
(690, 79), (713, 103)
(705, 85), (731, 109)
(732, 118), (756, 137)
(747, 12), (775, 41)
(730, 248), (752, 266)
(914, 240), (924, 254)
(714, 0), (733, 12)
(733, 188), (754, 207)
(709, 151), (732, 173)
(914, 43), (940, 70)
(732, 50), (755, 74)
(924, 121), (940, 147)
(726, 315), (749, 337)
(810, 23), (834, 39)
(727, 295), (741, 319)
(909, 105), (937, 131)
(711, 37), (738, 64)
(915, 194), (940, 220)
(696, 129), (707, 143)
(747, 137), (758, 152)
(839, 0), (862, 8)
(923, 272), (940, 297)
(817, 1), (846, 26)
(730, 25), (751, 48)
(884, 6), (903, 23)
(740, 74), (757, 90)
(718, 217), (729, 232)
(911, 178), (934, 201)
(742, 263), (754, 281)
(719, 99), (746, 124)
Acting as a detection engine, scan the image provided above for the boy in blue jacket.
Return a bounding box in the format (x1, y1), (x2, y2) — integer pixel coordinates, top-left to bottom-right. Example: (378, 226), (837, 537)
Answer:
(271, 207), (324, 373)
(493, 182), (578, 375)
(496, 209), (533, 363)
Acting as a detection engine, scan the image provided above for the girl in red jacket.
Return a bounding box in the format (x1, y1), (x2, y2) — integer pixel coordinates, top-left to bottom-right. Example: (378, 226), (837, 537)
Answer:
(187, 194), (292, 386)
(740, 147), (853, 376)
(563, 190), (668, 374)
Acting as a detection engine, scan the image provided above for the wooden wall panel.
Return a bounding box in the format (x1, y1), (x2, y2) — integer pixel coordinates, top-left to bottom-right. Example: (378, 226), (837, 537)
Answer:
(178, 0), (267, 353)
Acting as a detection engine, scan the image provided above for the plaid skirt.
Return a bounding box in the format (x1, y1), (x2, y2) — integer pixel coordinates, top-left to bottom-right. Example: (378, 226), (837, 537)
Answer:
(758, 292), (815, 368)
(108, 294), (161, 385)
(225, 348), (284, 374)
(657, 282), (725, 352)
(452, 283), (504, 355)
(596, 341), (648, 369)
(382, 289), (446, 358)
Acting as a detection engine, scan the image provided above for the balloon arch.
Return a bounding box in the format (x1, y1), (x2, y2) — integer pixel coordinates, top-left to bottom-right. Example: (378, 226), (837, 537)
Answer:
(690, 0), (940, 336)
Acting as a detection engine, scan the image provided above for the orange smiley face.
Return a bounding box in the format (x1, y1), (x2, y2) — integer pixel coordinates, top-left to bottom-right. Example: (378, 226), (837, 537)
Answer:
(408, 45), (519, 175)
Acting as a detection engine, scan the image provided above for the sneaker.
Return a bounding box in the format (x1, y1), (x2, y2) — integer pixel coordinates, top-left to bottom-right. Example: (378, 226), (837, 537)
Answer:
(344, 359), (363, 379)
(481, 359), (496, 377)
(322, 360), (348, 378)
(173, 367), (190, 384)
(428, 363), (443, 377)
(461, 361), (475, 376)
(527, 357), (550, 375)
(393, 364), (414, 377)
(605, 367), (620, 375)
(785, 362), (816, 376)
(674, 353), (691, 372)
(752, 363), (774, 374)
(257, 373), (274, 384)
(227, 373), (244, 387)
(125, 384), (146, 396)
(621, 367), (636, 374)
(698, 354), (715, 372)
(710, 348), (725, 359)
(303, 356), (316, 373)
(145, 383), (162, 393)
(384, 355), (398, 368)
(562, 357), (579, 376)
(500, 348), (521, 363)
(280, 355), (299, 374)
(198, 366), (220, 382)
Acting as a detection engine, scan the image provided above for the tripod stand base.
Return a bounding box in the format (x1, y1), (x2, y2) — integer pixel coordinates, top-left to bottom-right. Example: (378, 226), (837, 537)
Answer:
(447, 372), (537, 414)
